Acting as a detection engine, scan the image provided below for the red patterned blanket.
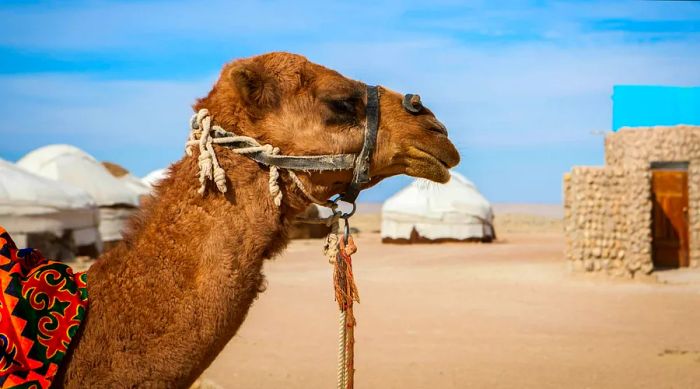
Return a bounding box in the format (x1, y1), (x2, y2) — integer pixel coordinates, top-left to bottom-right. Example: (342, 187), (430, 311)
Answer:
(0, 227), (88, 389)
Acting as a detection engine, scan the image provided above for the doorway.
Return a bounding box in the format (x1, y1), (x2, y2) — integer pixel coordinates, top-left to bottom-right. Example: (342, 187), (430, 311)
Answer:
(651, 162), (689, 269)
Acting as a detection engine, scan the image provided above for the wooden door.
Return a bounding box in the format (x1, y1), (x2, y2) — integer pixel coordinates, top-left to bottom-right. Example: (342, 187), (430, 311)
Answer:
(651, 169), (689, 268)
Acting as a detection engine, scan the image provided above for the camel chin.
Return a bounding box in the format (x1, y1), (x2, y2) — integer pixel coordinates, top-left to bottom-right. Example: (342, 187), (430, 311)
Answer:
(400, 143), (458, 183)
(405, 161), (451, 183)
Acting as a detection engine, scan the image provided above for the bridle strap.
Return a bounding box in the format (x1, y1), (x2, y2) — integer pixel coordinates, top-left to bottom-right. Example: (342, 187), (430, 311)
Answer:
(218, 138), (357, 171)
(341, 85), (380, 203)
(194, 84), (382, 205)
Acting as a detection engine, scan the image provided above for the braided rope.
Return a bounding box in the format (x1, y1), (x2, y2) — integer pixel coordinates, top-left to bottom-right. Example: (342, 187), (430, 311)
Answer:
(287, 170), (330, 207)
(344, 314), (354, 389)
(337, 311), (347, 389)
(323, 210), (342, 264)
(186, 109), (283, 205)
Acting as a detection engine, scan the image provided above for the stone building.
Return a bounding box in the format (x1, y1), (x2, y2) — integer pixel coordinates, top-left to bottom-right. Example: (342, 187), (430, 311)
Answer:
(564, 125), (700, 277)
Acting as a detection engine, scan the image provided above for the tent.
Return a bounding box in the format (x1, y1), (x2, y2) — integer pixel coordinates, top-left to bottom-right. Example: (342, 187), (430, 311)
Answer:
(0, 159), (100, 259)
(120, 174), (151, 197)
(101, 161), (151, 199)
(381, 172), (495, 243)
(17, 145), (140, 244)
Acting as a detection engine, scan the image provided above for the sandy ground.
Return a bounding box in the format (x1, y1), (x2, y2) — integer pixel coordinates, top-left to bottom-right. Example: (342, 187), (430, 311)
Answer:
(202, 220), (700, 388)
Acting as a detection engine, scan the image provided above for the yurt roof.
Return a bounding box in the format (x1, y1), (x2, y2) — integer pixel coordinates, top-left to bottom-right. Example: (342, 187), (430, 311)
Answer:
(17, 144), (140, 207)
(101, 161), (151, 196)
(121, 174), (151, 196)
(102, 161), (129, 177)
(142, 168), (169, 188)
(382, 171), (492, 221)
(0, 158), (96, 216)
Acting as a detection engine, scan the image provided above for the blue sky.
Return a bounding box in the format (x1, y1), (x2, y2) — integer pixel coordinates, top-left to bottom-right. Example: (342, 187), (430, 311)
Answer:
(1, 1), (699, 203)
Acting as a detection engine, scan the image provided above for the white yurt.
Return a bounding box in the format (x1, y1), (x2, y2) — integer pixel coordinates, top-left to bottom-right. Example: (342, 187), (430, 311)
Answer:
(142, 168), (169, 191)
(120, 174), (151, 197)
(17, 145), (140, 246)
(0, 159), (100, 259)
(381, 172), (495, 243)
(101, 161), (151, 199)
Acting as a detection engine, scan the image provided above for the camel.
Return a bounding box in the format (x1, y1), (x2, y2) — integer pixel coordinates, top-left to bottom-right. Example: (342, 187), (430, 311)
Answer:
(53, 52), (460, 388)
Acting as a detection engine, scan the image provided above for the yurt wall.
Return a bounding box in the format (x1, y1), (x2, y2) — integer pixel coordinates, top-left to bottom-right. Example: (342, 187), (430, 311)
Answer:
(17, 145), (141, 249)
(381, 172), (495, 244)
(0, 159), (100, 260)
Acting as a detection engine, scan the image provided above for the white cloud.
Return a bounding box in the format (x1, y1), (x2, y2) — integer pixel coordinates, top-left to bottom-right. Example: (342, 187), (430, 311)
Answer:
(0, 74), (214, 175)
(2, 1), (697, 51)
(1, 0), (698, 201)
(303, 38), (700, 148)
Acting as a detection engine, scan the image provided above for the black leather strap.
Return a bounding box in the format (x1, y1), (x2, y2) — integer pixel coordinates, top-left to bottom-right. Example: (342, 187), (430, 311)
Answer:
(221, 143), (356, 171)
(341, 85), (380, 203)
(246, 152), (356, 171)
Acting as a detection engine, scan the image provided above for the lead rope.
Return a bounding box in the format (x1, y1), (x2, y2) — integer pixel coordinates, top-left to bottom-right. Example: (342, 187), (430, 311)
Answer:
(301, 203), (359, 389)
(187, 109), (360, 388)
(335, 232), (359, 389)
(269, 190), (359, 389)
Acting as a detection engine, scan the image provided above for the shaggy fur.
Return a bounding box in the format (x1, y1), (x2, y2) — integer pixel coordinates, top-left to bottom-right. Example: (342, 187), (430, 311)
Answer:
(52, 52), (460, 388)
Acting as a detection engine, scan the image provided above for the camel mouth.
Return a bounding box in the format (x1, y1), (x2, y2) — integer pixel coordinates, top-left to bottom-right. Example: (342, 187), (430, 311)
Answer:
(404, 146), (454, 183)
(420, 134), (460, 165)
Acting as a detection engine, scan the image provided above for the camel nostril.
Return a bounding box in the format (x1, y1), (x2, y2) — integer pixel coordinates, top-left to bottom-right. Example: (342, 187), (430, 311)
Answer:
(428, 122), (448, 136)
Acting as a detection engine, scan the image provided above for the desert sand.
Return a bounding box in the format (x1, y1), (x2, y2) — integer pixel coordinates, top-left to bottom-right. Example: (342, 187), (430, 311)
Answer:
(200, 206), (700, 388)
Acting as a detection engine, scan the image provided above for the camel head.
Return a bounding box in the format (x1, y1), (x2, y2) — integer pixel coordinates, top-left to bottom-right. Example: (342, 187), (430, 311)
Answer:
(194, 52), (460, 205)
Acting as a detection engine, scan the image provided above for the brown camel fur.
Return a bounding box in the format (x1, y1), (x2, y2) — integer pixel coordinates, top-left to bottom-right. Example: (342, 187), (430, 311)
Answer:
(53, 52), (460, 388)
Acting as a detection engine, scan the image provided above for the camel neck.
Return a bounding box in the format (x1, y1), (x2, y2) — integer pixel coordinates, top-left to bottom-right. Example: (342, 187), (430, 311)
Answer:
(75, 152), (298, 385)
(115, 152), (291, 270)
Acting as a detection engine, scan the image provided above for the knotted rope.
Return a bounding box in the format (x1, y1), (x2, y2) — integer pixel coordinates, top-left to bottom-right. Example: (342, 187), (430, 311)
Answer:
(186, 109), (283, 206)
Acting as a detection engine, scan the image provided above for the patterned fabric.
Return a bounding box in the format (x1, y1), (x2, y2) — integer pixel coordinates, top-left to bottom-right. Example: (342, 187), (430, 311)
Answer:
(0, 226), (88, 389)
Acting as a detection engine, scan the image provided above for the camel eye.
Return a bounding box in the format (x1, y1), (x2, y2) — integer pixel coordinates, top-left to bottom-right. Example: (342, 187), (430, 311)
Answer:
(322, 94), (362, 126)
(328, 99), (357, 115)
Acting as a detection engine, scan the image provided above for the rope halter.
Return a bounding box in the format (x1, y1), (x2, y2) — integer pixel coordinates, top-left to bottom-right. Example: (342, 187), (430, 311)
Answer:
(184, 85), (384, 209)
(186, 109), (284, 204)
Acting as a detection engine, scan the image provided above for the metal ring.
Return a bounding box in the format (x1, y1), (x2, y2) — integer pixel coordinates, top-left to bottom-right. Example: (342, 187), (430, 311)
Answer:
(329, 196), (357, 219)
(343, 218), (351, 244)
(341, 201), (356, 219)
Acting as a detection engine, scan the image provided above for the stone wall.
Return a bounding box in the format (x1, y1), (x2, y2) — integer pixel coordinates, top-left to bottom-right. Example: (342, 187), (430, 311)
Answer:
(605, 125), (700, 267)
(605, 125), (700, 168)
(565, 125), (700, 276)
(564, 167), (652, 277)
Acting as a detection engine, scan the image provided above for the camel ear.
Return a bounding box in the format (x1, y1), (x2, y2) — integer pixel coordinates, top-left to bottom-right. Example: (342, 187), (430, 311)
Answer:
(229, 63), (280, 113)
